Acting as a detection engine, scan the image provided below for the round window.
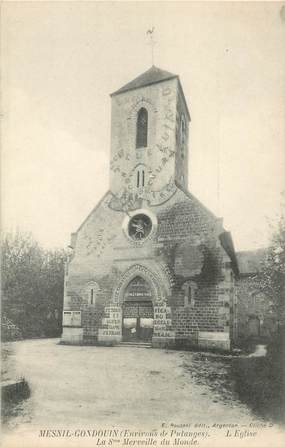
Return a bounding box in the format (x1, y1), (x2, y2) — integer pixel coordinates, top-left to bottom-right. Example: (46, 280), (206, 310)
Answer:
(128, 214), (152, 241)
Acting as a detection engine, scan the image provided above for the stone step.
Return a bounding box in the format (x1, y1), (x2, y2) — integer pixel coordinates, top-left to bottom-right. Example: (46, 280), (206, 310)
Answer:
(118, 342), (152, 348)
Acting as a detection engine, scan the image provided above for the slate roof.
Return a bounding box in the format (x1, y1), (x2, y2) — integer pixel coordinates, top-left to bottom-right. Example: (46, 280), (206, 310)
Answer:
(219, 232), (239, 277)
(111, 65), (178, 96)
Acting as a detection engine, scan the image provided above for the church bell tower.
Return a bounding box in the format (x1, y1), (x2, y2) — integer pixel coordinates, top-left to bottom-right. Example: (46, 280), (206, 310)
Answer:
(62, 63), (236, 352)
(109, 66), (191, 205)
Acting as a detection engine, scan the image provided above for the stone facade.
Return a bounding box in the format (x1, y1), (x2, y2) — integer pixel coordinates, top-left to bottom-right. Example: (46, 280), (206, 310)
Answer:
(61, 66), (238, 351)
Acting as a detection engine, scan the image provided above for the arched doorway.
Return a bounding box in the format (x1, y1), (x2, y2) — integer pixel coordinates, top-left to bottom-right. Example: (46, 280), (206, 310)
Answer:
(122, 276), (154, 342)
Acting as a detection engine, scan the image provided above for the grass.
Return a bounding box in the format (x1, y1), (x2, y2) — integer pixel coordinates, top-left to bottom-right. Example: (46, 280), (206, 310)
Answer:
(232, 331), (285, 424)
(183, 331), (285, 425)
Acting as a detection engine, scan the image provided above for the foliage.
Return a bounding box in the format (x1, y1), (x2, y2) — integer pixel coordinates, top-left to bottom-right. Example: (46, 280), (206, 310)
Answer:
(235, 196), (285, 423)
(1, 231), (66, 339)
(252, 195), (285, 324)
(1, 315), (22, 341)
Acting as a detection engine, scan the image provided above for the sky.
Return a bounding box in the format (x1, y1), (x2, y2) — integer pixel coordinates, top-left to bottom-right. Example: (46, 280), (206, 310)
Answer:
(2, 1), (285, 251)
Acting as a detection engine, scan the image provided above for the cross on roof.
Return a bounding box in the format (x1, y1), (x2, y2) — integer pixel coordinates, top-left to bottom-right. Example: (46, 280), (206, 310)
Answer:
(146, 27), (156, 66)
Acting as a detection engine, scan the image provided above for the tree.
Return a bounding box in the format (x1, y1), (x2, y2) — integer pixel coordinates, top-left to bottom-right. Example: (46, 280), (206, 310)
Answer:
(244, 198), (285, 424)
(253, 195), (285, 329)
(1, 231), (66, 339)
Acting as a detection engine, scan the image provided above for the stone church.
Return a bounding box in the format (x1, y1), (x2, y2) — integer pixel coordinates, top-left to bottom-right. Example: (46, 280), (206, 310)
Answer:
(61, 66), (239, 351)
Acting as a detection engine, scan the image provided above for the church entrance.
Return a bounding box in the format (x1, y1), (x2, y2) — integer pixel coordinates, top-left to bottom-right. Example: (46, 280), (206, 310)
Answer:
(122, 276), (154, 342)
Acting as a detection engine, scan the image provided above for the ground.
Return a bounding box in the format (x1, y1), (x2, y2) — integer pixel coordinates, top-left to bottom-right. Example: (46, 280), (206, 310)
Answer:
(1, 339), (284, 447)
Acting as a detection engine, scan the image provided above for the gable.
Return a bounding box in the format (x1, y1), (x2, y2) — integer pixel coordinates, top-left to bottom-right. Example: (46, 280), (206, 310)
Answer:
(156, 187), (218, 242)
(111, 66), (177, 96)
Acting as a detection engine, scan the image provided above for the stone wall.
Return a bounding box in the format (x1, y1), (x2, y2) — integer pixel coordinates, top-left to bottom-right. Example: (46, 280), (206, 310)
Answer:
(62, 184), (235, 351)
(236, 276), (277, 341)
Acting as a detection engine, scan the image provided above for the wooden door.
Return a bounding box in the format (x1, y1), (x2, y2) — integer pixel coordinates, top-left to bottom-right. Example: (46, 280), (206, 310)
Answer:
(122, 302), (153, 342)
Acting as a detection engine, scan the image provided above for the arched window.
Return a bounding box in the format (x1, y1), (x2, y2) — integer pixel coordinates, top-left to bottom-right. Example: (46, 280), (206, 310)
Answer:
(84, 281), (99, 305)
(136, 108), (148, 148)
(180, 115), (186, 145)
(182, 281), (197, 307)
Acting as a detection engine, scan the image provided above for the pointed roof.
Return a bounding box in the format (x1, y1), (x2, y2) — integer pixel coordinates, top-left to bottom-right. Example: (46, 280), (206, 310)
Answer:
(111, 65), (178, 96)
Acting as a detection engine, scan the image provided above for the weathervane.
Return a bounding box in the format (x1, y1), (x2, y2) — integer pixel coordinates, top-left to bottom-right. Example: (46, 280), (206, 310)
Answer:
(146, 27), (156, 66)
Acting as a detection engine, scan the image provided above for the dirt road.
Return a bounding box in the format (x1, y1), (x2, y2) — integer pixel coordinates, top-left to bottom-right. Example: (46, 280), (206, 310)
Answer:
(1, 339), (284, 447)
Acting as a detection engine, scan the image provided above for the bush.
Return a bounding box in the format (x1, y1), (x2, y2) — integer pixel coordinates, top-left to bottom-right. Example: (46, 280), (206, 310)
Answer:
(1, 231), (66, 340)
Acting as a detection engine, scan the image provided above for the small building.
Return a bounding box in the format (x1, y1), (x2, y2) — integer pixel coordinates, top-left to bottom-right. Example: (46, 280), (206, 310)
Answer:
(236, 249), (277, 341)
(61, 66), (239, 351)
